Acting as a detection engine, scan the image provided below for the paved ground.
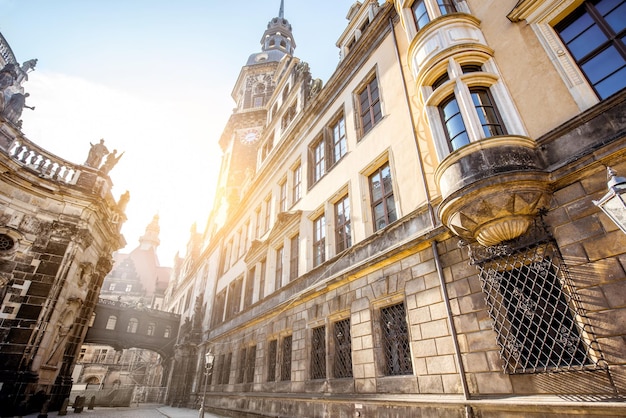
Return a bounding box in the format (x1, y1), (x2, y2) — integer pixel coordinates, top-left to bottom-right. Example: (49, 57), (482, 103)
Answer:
(24, 403), (226, 418)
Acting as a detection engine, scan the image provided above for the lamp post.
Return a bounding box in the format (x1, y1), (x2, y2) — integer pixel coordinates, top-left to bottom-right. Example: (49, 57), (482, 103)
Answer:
(594, 167), (626, 233)
(198, 350), (214, 418)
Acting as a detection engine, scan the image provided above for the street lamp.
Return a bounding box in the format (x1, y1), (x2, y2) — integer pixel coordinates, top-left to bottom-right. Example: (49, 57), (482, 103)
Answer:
(594, 167), (626, 233)
(198, 350), (215, 418)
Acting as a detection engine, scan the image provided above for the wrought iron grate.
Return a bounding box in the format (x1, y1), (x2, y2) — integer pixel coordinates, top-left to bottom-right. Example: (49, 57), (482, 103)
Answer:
(381, 303), (413, 376)
(311, 326), (326, 379)
(237, 347), (247, 383)
(281, 335), (292, 381)
(221, 352), (232, 384)
(474, 236), (603, 374)
(267, 340), (277, 382)
(245, 345), (256, 384)
(333, 319), (353, 378)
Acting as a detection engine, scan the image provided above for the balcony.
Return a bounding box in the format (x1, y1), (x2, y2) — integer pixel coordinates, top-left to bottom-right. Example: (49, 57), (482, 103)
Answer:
(435, 136), (550, 246)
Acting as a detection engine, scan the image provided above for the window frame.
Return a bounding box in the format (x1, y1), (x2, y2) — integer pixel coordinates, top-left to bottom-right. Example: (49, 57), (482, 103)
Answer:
(368, 162), (397, 232)
(313, 214), (326, 267)
(334, 195), (352, 253)
(356, 74), (383, 138)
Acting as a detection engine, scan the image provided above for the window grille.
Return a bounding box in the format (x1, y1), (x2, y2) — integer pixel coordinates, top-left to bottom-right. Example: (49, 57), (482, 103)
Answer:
(281, 335), (292, 381)
(380, 303), (413, 376)
(0, 234), (14, 251)
(333, 319), (353, 378)
(311, 326), (326, 379)
(267, 339), (277, 382)
(221, 352), (232, 384)
(465, 221), (604, 374)
(245, 345), (256, 384)
(237, 348), (247, 383)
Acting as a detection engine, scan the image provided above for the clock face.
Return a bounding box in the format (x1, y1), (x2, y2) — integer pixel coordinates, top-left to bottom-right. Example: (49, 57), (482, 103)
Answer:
(241, 129), (260, 145)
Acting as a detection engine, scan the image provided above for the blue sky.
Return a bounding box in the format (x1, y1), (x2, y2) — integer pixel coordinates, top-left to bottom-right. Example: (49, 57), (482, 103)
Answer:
(0, 0), (366, 261)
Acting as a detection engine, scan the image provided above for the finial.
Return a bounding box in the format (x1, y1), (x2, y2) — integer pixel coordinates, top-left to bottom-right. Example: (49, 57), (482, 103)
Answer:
(279, 0), (284, 18)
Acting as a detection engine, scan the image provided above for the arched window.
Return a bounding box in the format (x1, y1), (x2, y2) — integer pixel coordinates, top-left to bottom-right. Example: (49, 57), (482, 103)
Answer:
(105, 315), (117, 330)
(127, 318), (138, 333)
(164, 326), (172, 338)
(147, 322), (156, 336)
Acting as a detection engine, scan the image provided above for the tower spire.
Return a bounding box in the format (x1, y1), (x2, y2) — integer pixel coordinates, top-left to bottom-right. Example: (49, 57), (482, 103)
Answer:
(279, 0), (284, 18)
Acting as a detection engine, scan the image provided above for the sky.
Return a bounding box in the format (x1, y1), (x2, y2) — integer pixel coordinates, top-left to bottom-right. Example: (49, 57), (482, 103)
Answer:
(0, 0), (365, 263)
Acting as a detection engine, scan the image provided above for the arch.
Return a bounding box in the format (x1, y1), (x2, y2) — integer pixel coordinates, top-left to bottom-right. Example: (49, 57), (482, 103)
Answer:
(84, 376), (100, 384)
(127, 318), (139, 333)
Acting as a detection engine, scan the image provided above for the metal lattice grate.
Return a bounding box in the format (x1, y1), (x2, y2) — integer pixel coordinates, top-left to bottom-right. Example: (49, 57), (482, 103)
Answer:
(470, 230), (604, 374)
(221, 352), (232, 384)
(245, 345), (256, 384)
(237, 348), (247, 383)
(267, 340), (277, 382)
(281, 336), (292, 381)
(333, 319), (353, 378)
(311, 326), (326, 379)
(381, 303), (413, 376)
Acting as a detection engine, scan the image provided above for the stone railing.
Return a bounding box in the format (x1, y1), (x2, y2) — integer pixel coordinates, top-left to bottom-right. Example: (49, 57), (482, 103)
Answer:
(0, 32), (17, 65)
(7, 137), (82, 184)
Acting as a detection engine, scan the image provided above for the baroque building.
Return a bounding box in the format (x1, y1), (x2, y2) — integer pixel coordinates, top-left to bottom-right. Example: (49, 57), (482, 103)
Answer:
(0, 33), (126, 414)
(167, 0), (626, 416)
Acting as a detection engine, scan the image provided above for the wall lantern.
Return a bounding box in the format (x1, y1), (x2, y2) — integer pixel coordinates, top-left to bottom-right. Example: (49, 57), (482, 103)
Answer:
(593, 167), (626, 233)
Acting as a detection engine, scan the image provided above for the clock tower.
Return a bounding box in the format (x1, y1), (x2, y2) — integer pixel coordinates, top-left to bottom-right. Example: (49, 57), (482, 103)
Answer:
(211, 0), (297, 228)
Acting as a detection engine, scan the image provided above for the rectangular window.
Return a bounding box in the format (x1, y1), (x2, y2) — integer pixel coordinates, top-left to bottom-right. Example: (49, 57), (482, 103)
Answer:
(313, 214), (326, 267)
(264, 196), (272, 232)
(211, 290), (226, 327)
(311, 326), (326, 380)
(335, 195), (352, 253)
(413, 0), (431, 31)
(279, 180), (287, 213)
(292, 163), (302, 204)
(237, 347), (247, 384)
(259, 259), (266, 300)
(438, 0), (457, 15)
(476, 239), (598, 373)
(221, 352), (232, 384)
(369, 163), (397, 231)
(311, 136), (326, 183)
(331, 116), (347, 164)
(240, 220), (249, 257)
(357, 76), (382, 137)
(125, 284), (132, 292)
(244, 266), (255, 308)
(289, 234), (299, 281)
(381, 303), (413, 376)
(333, 319), (353, 378)
(281, 335), (293, 381)
(555, 0), (626, 100)
(439, 95), (470, 151)
(255, 207), (262, 238)
(245, 345), (256, 384)
(275, 246), (284, 291)
(267, 339), (277, 382)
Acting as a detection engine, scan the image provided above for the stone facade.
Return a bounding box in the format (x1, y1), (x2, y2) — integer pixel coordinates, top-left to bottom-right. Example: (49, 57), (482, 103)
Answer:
(167, 1), (625, 417)
(0, 34), (126, 415)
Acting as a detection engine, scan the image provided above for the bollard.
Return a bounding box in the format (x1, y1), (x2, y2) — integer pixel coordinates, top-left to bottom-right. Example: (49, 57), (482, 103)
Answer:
(74, 395), (85, 413)
(58, 398), (69, 416)
(88, 395), (96, 410)
(37, 399), (49, 418)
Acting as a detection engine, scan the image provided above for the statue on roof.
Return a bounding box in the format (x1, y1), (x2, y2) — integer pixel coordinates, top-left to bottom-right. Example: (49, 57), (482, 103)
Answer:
(1, 92), (35, 125)
(100, 149), (124, 174)
(85, 139), (109, 168)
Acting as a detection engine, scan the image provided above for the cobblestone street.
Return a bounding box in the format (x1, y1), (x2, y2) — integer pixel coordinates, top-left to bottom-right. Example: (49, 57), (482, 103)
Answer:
(24, 403), (226, 418)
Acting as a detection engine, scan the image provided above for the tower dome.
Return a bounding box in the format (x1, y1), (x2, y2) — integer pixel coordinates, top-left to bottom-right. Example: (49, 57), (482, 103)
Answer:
(261, 0), (296, 55)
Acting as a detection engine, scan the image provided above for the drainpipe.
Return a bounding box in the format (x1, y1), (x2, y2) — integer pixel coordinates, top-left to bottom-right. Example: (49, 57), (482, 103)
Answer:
(432, 241), (473, 418)
(387, 13), (473, 417)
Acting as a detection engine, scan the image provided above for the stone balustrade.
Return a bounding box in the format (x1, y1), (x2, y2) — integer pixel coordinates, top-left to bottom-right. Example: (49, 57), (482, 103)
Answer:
(0, 32), (17, 66)
(8, 138), (81, 184)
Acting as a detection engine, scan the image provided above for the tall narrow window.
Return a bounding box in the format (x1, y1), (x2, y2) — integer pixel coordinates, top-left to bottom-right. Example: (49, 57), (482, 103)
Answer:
(369, 163), (397, 231)
(245, 345), (257, 384)
(555, 0), (626, 99)
(335, 195), (352, 253)
(333, 319), (353, 378)
(471, 88), (506, 138)
(146, 322), (156, 336)
(244, 266), (255, 307)
(281, 336), (293, 381)
(412, 0), (430, 31)
(127, 318), (139, 334)
(105, 315), (117, 330)
(275, 246), (284, 291)
(279, 180), (287, 213)
(240, 220), (249, 257)
(237, 347), (248, 383)
(381, 303), (413, 376)
(311, 326), (327, 380)
(437, 0), (457, 15)
(264, 196), (272, 232)
(357, 76), (382, 137)
(313, 214), (326, 267)
(292, 163), (302, 204)
(221, 352), (232, 385)
(289, 234), (299, 281)
(312, 137), (326, 183)
(331, 116), (347, 164)
(267, 339), (277, 382)
(439, 95), (470, 151)
(259, 259), (266, 300)
(255, 207), (262, 238)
